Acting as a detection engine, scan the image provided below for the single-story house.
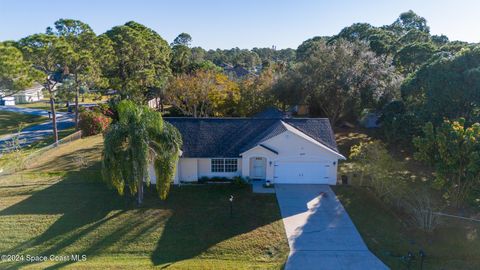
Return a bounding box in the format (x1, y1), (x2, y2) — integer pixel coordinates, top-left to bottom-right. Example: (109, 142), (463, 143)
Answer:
(0, 83), (44, 106)
(151, 109), (345, 185)
(14, 83), (44, 104)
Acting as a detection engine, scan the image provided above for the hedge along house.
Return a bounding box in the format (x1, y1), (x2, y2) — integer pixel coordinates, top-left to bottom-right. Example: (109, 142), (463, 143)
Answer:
(150, 109), (345, 185)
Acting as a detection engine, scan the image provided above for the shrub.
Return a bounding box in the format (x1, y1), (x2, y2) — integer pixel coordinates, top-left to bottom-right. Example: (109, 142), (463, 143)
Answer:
(198, 176), (209, 183)
(403, 190), (442, 233)
(210, 176), (229, 182)
(79, 111), (111, 136)
(232, 176), (248, 187)
(349, 140), (406, 205)
(94, 103), (114, 117)
(414, 119), (480, 207)
(378, 100), (422, 144)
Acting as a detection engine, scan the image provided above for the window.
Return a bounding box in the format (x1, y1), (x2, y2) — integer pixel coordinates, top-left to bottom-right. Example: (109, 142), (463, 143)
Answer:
(211, 158), (238, 172)
(211, 159), (224, 172)
(225, 159), (238, 172)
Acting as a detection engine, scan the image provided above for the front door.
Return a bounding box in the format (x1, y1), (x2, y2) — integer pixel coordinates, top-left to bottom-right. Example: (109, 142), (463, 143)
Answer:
(251, 157), (266, 179)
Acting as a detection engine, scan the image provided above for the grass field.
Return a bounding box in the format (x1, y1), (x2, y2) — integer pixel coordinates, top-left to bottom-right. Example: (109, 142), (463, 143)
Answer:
(0, 111), (46, 136)
(14, 100), (53, 111)
(333, 186), (480, 269)
(15, 96), (108, 113)
(334, 128), (480, 269)
(27, 128), (77, 150)
(0, 136), (289, 269)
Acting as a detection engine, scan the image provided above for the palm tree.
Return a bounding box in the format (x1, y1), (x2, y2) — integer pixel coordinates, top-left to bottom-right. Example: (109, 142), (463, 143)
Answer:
(102, 100), (182, 204)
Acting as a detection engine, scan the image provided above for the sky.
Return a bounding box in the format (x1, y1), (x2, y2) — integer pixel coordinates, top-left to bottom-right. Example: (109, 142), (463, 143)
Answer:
(0, 0), (479, 50)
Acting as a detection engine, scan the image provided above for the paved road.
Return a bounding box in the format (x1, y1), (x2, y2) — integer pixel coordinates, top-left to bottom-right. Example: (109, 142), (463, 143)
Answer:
(0, 106), (75, 152)
(275, 184), (388, 270)
(0, 106), (61, 117)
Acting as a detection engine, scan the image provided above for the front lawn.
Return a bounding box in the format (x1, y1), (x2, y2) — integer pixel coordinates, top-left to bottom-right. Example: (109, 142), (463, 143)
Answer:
(0, 136), (289, 269)
(0, 111), (46, 136)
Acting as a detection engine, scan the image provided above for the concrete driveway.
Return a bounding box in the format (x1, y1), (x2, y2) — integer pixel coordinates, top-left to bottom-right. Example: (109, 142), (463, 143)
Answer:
(275, 184), (388, 270)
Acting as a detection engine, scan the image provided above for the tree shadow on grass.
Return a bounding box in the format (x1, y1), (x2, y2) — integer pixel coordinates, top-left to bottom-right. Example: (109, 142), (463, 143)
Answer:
(1, 181), (286, 269)
(30, 143), (102, 172)
(149, 185), (287, 267)
(1, 150), (286, 269)
(0, 160), (128, 269)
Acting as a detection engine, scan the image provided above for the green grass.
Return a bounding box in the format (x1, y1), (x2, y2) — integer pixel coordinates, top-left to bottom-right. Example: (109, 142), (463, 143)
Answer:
(27, 128), (77, 150)
(15, 96), (108, 113)
(0, 128), (77, 174)
(0, 111), (47, 136)
(334, 128), (480, 269)
(0, 136), (289, 269)
(15, 100), (70, 112)
(333, 185), (480, 270)
(14, 100), (53, 111)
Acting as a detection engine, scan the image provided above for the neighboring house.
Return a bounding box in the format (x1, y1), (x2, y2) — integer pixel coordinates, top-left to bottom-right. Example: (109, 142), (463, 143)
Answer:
(223, 64), (254, 78)
(105, 89), (118, 96)
(147, 97), (161, 110)
(0, 83), (45, 106)
(151, 110), (345, 185)
(14, 83), (44, 104)
(0, 96), (15, 106)
(361, 112), (381, 128)
(292, 104), (310, 116)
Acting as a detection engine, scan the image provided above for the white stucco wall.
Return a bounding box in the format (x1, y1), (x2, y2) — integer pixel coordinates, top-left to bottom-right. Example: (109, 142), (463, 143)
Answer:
(148, 158), (242, 184)
(241, 146), (277, 181)
(197, 158), (242, 179)
(148, 160), (179, 185)
(241, 129), (343, 184)
(179, 158), (199, 182)
(149, 126), (342, 185)
(150, 158), (243, 184)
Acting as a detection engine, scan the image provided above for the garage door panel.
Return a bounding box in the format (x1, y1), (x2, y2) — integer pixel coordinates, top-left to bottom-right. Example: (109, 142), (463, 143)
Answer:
(274, 161), (330, 184)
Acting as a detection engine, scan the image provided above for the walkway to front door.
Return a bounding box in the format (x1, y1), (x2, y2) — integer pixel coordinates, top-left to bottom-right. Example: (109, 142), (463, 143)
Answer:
(275, 184), (388, 270)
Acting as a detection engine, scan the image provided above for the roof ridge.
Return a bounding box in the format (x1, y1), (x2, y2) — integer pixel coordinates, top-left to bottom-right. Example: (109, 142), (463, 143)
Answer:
(164, 117), (339, 158)
(239, 120), (286, 153)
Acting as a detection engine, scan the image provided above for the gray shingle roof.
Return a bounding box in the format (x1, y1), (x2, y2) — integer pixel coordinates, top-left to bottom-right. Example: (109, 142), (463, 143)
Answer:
(164, 117), (338, 158)
(251, 107), (286, 118)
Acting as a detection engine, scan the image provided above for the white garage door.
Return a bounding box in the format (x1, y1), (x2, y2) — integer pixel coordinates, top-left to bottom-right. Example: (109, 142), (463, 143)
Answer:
(274, 161), (330, 184)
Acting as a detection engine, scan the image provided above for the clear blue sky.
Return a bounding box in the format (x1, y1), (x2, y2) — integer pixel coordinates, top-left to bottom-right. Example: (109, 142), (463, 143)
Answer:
(0, 0), (478, 49)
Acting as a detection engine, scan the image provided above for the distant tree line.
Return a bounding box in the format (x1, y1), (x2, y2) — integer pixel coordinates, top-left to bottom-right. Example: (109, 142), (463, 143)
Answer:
(3, 10), (480, 204)
(1, 10), (479, 138)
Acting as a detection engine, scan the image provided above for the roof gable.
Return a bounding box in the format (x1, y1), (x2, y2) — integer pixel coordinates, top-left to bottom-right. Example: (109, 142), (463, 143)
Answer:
(280, 121), (345, 159)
